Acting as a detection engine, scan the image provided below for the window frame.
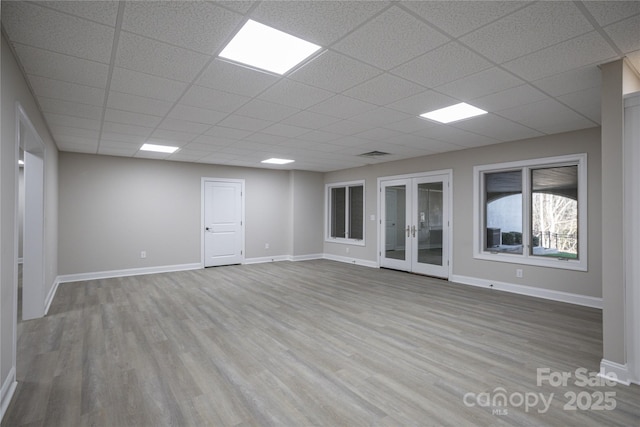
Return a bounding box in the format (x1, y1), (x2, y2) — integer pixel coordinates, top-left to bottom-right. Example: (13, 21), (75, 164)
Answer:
(325, 180), (365, 246)
(473, 154), (587, 271)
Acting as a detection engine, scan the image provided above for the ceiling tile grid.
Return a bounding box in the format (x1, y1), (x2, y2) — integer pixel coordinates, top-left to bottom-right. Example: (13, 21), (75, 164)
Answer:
(2, 1), (639, 172)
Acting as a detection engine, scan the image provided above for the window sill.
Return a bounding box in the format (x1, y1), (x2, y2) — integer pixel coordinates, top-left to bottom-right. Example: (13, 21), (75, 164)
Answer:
(474, 252), (587, 271)
(325, 238), (366, 247)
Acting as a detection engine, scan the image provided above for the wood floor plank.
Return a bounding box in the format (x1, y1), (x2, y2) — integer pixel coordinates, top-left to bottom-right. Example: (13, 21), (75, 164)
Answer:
(3, 260), (639, 426)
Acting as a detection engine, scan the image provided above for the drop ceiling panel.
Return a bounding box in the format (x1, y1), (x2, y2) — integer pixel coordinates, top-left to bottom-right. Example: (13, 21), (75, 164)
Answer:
(100, 132), (146, 144)
(322, 120), (375, 136)
(280, 111), (341, 130)
(43, 113), (100, 131)
(167, 105), (227, 126)
(102, 122), (153, 137)
(558, 87), (602, 124)
(49, 126), (100, 140)
(250, 0), (390, 46)
(344, 73), (425, 105)
(435, 67), (524, 101)
(2, 1), (115, 63)
(402, 1), (527, 37)
(452, 114), (544, 142)
(388, 90), (457, 116)
(29, 75), (105, 106)
(604, 14), (640, 53)
(332, 6), (450, 70)
(106, 92), (173, 117)
(383, 117), (437, 134)
(14, 44), (109, 88)
(234, 99), (300, 122)
(197, 59), (279, 97)
(122, 1), (242, 54)
(103, 109), (162, 128)
(33, 0), (119, 26)
(289, 51), (381, 93)
(261, 123), (309, 138)
(158, 118), (212, 135)
(204, 126), (252, 140)
(149, 129), (198, 144)
(503, 31), (617, 82)
(296, 130), (341, 143)
(180, 85), (250, 113)
(413, 125), (500, 148)
(258, 80), (334, 109)
(308, 95), (377, 119)
(532, 67), (601, 97)
(38, 97), (104, 121)
(497, 98), (596, 134)
(350, 107), (411, 127)
(460, 1), (594, 63)
(216, 114), (271, 132)
(470, 85), (549, 112)
(392, 42), (493, 88)
(110, 67), (188, 102)
(116, 32), (210, 82)
(583, 1), (640, 27)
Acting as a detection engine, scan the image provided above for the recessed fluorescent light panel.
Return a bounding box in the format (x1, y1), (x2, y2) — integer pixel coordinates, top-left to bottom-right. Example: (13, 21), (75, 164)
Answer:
(219, 20), (321, 75)
(261, 158), (294, 165)
(140, 143), (179, 154)
(420, 102), (488, 124)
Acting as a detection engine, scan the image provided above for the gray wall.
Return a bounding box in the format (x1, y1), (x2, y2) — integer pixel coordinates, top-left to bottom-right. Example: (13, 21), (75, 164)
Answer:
(324, 127), (602, 298)
(290, 170), (324, 257)
(1, 35), (59, 400)
(58, 153), (324, 275)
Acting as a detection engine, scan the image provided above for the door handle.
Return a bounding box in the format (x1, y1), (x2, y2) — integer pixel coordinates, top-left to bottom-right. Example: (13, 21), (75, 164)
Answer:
(406, 225), (410, 237)
(412, 225), (416, 238)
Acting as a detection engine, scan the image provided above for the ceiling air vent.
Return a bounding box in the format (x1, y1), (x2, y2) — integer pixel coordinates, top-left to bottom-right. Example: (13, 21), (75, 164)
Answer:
(358, 151), (391, 158)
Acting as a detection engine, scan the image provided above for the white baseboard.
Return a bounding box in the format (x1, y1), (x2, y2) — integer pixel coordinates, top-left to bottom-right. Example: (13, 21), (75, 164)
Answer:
(322, 253), (379, 268)
(243, 255), (291, 265)
(450, 274), (603, 309)
(599, 359), (632, 386)
(291, 253), (324, 262)
(1, 367), (17, 422)
(44, 278), (60, 316)
(57, 263), (202, 284)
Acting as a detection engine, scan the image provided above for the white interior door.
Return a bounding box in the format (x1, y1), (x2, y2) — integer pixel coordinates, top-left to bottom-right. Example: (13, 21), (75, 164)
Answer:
(380, 173), (450, 278)
(203, 180), (244, 267)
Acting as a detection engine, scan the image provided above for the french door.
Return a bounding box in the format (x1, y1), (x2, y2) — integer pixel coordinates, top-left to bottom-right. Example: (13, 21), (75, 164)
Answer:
(380, 173), (450, 278)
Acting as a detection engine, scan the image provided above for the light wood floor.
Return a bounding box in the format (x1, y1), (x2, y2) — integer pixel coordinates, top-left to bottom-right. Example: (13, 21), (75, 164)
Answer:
(3, 260), (639, 426)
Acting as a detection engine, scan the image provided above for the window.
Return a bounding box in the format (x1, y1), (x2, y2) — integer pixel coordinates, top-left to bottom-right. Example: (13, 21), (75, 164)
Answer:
(474, 154), (587, 271)
(326, 181), (365, 244)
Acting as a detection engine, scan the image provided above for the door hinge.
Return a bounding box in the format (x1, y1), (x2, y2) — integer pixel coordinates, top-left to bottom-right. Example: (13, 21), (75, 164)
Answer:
(241, 250), (243, 255)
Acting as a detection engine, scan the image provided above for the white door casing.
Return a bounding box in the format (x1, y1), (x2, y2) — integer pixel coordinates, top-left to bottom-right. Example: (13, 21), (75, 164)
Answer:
(202, 179), (244, 267)
(379, 171), (452, 279)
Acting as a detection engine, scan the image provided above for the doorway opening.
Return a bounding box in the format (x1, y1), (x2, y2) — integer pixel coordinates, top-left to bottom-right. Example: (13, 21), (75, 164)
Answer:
(16, 105), (46, 321)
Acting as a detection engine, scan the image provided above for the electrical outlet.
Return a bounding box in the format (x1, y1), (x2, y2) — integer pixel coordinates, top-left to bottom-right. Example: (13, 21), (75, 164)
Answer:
(140, 250), (146, 259)
(346, 247), (350, 253)
(516, 268), (523, 278)
(265, 243), (269, 249)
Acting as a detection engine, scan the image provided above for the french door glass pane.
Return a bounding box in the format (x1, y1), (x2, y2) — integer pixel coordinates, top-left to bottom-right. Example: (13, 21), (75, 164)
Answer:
(417, 182), (443, 266)
(385, 185), (406, 260)
(485, 170), (523, 254)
